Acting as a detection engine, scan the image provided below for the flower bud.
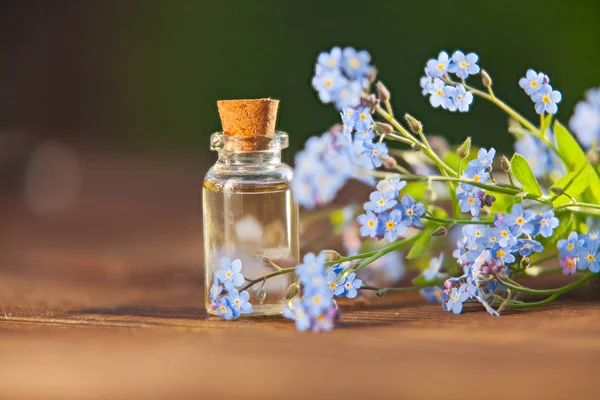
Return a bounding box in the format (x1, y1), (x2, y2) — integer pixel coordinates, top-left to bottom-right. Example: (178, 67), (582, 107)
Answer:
(586, 147), (599, 164)
(404, 113), (423, 134)
(483, 194), (496, 207)
(366, 94), (380, 113)
(550, 186), (564, 196)
(320, 249), (341, 262)
(375, 288), (387, 297)
(375, 122), (394, 135)
(284, 282), (300, 301)
(375, 81), (391, 102)
(457, 137), (471, 158)
(500, 155), (511, 172)
(481, 69), (492, 87)
(431, 226), (448, 237)
(381, 155), (397, 169)
(368, 66), (379, 85)
(521, 257), (531, 269)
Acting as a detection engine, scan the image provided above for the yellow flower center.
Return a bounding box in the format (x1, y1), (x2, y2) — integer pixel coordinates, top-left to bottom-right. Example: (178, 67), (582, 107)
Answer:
(517, 217), (525, 225)
(329, 282), (337, 290)
(473, 175), (481, 182)
(567, 259), (576, 268)
(325, 80), (333, 88)
(460, 61), (468, 68)
(530, 81), (538, 89)
(377, 199), (386, 206)
(567, 243), (574, 251)
(467, 197), (475, 205)
(489, 236), (497, 242)
(501, 230), (509, 238)
(453, 293), (460, 302)
(386, 221), (395, 230)
(367, 219), (376, 228)
(316, 314), (326, 322)
(350, 58), (360, 69)
(219, 305), (227, 313)
(540, 219), (548, 226)
(225, 271), (233, 279)
(496, 249), (505, 259)
(587, 254), (595, 262)
(524, 243), (532, 249)
(475, 230), (482, 238)
(437, 89), (444, 96)
(542, 95), (550, 104)
(327, 59), (336, 67)
(406, 208), (414, 216)
(313, 296), (321, 304)
(359, 113), (367, 121)
(437, 64), (445, 71)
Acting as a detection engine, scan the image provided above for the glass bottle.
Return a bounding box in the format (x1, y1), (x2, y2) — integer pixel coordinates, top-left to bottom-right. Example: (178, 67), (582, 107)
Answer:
(203, 129), (299, 316)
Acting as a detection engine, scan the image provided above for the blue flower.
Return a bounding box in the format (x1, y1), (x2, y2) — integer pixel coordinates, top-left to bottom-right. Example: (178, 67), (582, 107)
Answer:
(303, 285), (334, 316)
(226, 289), (253, 316)
(341, 47), (372, 79)
(494, 222), (518, 248)
(569, 87), (600, 150)
(283, 299), (311, 331)
(296, 253), (327, 284)
(334, 80), (363, 110)
(420, 286), (445, 303)
(457, 189), (482, 217)
(341, 107), (357, 129)
(468, 148), (496, 170)
(445, 84), (474, 112)
(311, 68), (347, 104)
(578, 242), (599, 273)
(446, 284), (471, 314)
(353, 107), (373, 131)
(358, 211), (380, 238)
(326, 270), (346, 296)
(349, 140), (375, 169)
(355, 129), (376, 142)
(420, 72), (434, 95)
(215, 258), (245, 291)
(502, 204), (536, 236)
(490, 244), (516, 265)
(532, 211), (559, 238)
(339, 272), (363, 299)
(532, 84), (562, 115)
(216, 297), (235, 320)
(376, 176), (407, 198)
(516, 239), (544, 257)
(290, 176), (317, 209)
(448, 51), (480, 79)
(317, 47), (342, 71)
(425, 51), (450, 78)
(462, 165), (489, 190)
(379, 209), (408, 242)
(311, 307), (337, 333)
(399, 195), (425, 228)
(422, 253), (444, 281)
(558, 231), (585, 258)
(428, 78), (452, 109)
(364, 190), (397, 213)
(362, 141), (389, 168)
(209, 282), (223, 301)
(583, 230), (600, 247)
(519, 69), (548, 95)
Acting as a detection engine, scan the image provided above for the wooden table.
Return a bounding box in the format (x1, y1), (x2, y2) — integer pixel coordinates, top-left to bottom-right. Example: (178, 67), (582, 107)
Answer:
(1, 152), (599, 399)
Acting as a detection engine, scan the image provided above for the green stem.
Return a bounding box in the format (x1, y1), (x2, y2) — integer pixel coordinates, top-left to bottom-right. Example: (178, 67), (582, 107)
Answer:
(550, 163), (588, 202)
(506, 294), (559, 309)
(554, 202), (600, 212)
(422, 214), (493, 225)
(239, 267), (296, 292)
(361, 284), (420, 293)
(499, 273), (598, 296)
(350, 232), (424, 275)
(530, 252), (559, 267)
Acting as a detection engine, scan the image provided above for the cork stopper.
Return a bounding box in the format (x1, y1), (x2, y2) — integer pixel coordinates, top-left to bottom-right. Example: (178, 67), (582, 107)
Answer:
(217, 98), (280, 151)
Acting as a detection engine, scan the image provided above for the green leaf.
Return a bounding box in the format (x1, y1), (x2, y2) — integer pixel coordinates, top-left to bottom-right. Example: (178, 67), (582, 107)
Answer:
(551, 169), (590, 207)
(510, 153), (543, 197)
(554, 121), (600, 202)
(406, 233), (431, 260)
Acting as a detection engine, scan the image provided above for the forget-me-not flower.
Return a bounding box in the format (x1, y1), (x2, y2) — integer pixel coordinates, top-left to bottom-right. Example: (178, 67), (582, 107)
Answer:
(516, 239), (544, 257)
(558, 231), (584, 258)
(448, 51), (480, 79)
(216, 297), (235, 320)
(578, 242), (599, 273)
(569, 87), (600, 149)
(425, 51), (450, 78)
(445, 84), (474, 112)
(422, 253), (444, 281)
(519, 69), (548, 95)
(358, 211), (380, 238)
(446, 285), (471, 314)
(428, 78), (452, 109)
(226, 289), (253, 317)
(364, 189), (397, 213)
(342, 47), (372, 79)
(283, 299), (311, 331)
(532, 84), (562, 115)
(379, 210), (408, 242)
(399, 195), (425, 228)
(468, 148), (496, 170)
(533, 211), (559, 238)
(503, 203), (536, 236)
(215, 258), (245, 291)
(339, 272), (363, 299)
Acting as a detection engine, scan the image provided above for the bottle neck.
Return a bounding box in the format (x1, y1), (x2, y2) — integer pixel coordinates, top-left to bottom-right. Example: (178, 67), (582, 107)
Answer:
(217, 150), (282, 166)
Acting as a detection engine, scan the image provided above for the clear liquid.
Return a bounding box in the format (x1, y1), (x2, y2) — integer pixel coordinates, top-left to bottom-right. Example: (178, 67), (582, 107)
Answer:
(203, 181), (299, 316)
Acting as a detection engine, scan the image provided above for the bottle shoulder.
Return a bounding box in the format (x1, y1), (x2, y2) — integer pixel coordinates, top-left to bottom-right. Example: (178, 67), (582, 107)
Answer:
(204, 163), (294, 192)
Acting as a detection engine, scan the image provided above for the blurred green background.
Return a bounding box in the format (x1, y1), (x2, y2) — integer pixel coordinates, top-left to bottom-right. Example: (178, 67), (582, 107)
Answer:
(1, 0), (598, 155)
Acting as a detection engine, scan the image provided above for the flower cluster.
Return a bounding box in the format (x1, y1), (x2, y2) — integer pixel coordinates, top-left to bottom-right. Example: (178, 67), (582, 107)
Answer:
(456, 148), (496, 217)
(420, 50), (479, 113)
(448, 204), (560, 314)
(558, 230), (600, 275)
(569, 87), (600, 149)
(357, 176), (425, 242)
(514, 129), (564, 179)
(210, 258), (253, 320)
(284, 252), (363, 332)
(291, 107), (390, 209)
(311, 47), (373, 110)
(518, 69), (562, 115)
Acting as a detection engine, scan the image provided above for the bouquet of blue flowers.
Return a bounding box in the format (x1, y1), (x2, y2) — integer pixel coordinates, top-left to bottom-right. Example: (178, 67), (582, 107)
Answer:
(217, 46), (600, 332)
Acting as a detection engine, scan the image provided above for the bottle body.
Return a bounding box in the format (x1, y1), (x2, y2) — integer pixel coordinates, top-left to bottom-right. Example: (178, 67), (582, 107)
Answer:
(203, 133), (299, 316)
